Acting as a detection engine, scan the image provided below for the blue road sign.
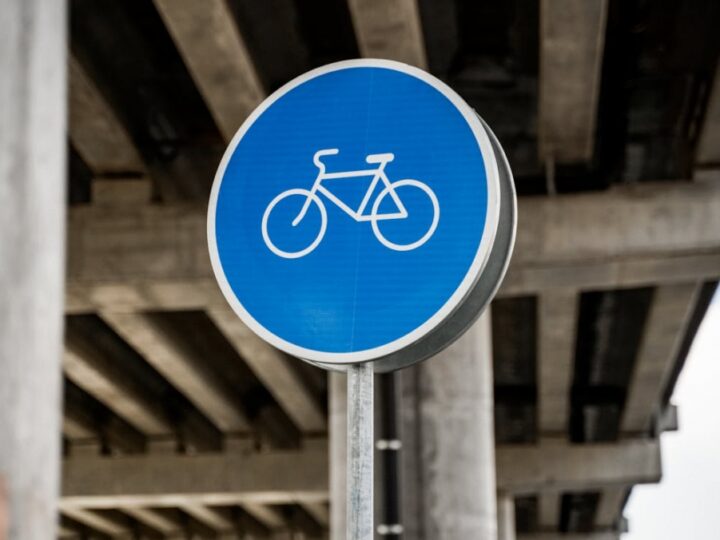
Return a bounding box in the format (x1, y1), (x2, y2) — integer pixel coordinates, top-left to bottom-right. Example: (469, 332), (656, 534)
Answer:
(208, 60), (500, 364)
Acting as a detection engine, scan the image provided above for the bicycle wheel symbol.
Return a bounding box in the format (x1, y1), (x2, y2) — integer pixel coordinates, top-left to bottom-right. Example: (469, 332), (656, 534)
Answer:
(261, 189), (328, 259)
(371, 179), (439, 251)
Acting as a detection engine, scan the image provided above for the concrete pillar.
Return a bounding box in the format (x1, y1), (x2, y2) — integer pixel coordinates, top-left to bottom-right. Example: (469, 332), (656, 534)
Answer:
(329, 372), (347, 539)
(0, 1), (67, 539)
(402, 311), (498, 539)
(497, 493), (516, 540)
(398, 366), (423, 539)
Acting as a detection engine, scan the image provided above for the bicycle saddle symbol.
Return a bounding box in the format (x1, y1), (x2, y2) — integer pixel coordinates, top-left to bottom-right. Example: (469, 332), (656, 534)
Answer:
(262, 148), (440, 259)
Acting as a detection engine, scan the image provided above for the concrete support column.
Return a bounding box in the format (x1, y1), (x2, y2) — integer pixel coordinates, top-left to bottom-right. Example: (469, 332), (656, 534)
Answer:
(0, 1), (67, 539)
(497, 493), (516, 540)
(398, 366), (422, 539)
(329, 372), (347, 539)
(402, 310), (498, 539)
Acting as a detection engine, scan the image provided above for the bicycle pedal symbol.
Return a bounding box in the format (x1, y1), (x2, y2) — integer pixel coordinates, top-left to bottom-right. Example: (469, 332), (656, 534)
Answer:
(262, 148), (440, 259)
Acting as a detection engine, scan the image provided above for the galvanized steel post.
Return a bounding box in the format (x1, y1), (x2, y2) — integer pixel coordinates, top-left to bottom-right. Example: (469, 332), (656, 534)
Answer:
(347, 363), (374, 540)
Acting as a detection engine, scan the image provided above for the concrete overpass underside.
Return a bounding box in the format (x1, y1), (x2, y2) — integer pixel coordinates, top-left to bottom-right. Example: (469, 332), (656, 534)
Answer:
(58, 0), (720, 538)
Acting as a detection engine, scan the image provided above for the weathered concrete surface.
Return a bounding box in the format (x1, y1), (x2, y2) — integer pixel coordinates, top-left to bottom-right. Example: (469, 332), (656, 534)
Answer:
(520, 534), (618, 540)
(0, 0), (66, 538)
(539, 0), (607, 162)
(415, 312), (497, 539)
(61, 447), (328, 508)
(102, 311), (250, 432)
(621, 283), (700, 434)
(497, 494), (516, 540)
(593, 486), (627, 529)
(496, 440), (661, 495)
(209, 305), (325, 433)
(68, 56), (144, 174)
(697, 61), (720, 166)
(348, 0), (427, 69)
(65, 182), (720, 312)
(538, 291), (578, 435)
(154, 0), (264, 141)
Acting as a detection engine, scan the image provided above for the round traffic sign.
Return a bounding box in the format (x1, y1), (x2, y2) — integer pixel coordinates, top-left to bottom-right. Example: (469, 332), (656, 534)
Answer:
(208, 59), (502, 365)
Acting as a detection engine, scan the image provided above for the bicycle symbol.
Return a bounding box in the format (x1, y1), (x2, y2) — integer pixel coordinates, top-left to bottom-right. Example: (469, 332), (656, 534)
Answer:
(262, 148), (440, 258)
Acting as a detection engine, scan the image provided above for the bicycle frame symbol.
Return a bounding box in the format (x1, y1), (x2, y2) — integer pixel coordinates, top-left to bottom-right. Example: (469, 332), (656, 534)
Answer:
(262, 148), (440, 258)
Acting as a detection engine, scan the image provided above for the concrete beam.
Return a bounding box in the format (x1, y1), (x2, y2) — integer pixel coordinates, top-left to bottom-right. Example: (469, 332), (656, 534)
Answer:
(658, 403), (679, 433)
(301, 502), (329, 528)
(65, 182), (720, 312)
(503, 181), (720, 294)
(61, 508), (129, 537)
(348, 0), (427, 68)
(101, 311), (250, 432)
(595, 287), (698, 533)
(66, 203), (209, 288)
(122, 507), (180, 535)
(510, 183), (720, 267)
(500, 251), (720, 296)
(539, 0), (608, 162)
(57, 523), (79, 539)
(538, 493), (561, 530)
(65, 251), (720, 313)
(92, 178), (152, 207)
(241, 503), (285, 530)
(68, 55), (144, 174)
(208, 306), (325, 433)
(538, 291), (578, 435)
(66, 441), (102, 461)
(696, 61), (720, 167)
(594, 486), (627, 529)
(536, 290), (577, 532)
(153, 0), (263, 141)
(621, 284), (699, 434)
(63, 344), (172, 436)
(496, 440), (661, 495)
(64, 381), (147, 454)
(61, 447), (328, 508)
(62, 417), (95, 441)
(180, 504), (233, 532)
(498, 494), (516, 540)
(520, 534), (618, 540)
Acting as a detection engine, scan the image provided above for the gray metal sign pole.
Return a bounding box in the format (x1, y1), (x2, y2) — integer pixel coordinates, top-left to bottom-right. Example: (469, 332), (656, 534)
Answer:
(347, 362), (374, 540)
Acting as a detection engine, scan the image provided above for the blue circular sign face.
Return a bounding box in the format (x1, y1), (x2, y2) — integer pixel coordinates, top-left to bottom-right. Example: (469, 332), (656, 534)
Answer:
(209, 60), (499, 364)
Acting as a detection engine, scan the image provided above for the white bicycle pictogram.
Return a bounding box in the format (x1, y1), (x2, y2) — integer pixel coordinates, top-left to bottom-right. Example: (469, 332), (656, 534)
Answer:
(262, 148), (440, 258)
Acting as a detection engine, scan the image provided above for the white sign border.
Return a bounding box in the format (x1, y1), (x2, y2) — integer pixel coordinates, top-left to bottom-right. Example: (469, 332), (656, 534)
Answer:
(208, 58), (501, 364)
